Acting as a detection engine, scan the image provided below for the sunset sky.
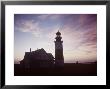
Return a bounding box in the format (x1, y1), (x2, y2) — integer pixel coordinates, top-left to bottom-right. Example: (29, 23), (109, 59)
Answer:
(14, 14), (97, 64)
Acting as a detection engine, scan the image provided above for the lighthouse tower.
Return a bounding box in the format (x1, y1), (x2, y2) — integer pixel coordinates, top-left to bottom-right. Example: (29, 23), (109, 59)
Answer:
(54, 30), (64, 67)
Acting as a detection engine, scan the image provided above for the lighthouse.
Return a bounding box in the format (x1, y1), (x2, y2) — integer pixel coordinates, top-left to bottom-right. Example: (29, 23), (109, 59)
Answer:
(54, 30), (64, 67)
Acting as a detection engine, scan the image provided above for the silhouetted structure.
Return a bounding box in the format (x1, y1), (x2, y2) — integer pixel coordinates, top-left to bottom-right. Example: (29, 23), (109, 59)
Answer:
(20, 48), (54, 69)
(20, 31), (65, 69)
(54, 30), (64, 67)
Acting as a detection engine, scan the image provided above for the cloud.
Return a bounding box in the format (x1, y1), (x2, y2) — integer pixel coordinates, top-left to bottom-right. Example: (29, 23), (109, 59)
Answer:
(15, 14), (64, 38)
(37, 14), (64, 21)
(14, 14), (97, 62)
(15, 18), (45, 38)
(37, 14), (50, 20)
(59, 14), (97, 61)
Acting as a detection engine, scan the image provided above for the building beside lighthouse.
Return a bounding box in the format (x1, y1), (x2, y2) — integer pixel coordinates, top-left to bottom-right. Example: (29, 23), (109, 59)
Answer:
(19, 31), (64, 69)
(20, 48), (54, 69)
(54, 30), (64, 67)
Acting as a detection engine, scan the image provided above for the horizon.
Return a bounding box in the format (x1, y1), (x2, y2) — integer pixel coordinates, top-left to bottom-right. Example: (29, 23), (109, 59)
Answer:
(14, 58), (97, 64)
(14, 14), (97, 64)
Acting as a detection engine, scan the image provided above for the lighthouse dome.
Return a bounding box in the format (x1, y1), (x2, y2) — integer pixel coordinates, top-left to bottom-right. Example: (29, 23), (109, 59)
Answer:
(56, 30), (61, 35)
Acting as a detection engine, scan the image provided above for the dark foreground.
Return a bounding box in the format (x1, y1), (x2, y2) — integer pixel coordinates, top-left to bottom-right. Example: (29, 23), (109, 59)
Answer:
(14, 63), (97, 76)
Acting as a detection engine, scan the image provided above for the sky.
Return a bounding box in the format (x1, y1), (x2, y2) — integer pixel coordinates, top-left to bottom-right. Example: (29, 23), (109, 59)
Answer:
(14, 14), (97, 64)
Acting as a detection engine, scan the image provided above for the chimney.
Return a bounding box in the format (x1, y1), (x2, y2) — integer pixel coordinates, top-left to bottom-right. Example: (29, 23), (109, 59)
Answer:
(30, 48), (31, 52)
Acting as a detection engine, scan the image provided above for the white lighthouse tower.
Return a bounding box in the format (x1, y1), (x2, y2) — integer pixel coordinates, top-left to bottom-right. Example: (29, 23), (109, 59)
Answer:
(54, 30), (64, 67)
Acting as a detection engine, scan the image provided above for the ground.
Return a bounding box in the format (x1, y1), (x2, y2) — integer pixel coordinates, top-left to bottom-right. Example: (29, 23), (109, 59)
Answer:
(14, 63), (97, 76)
